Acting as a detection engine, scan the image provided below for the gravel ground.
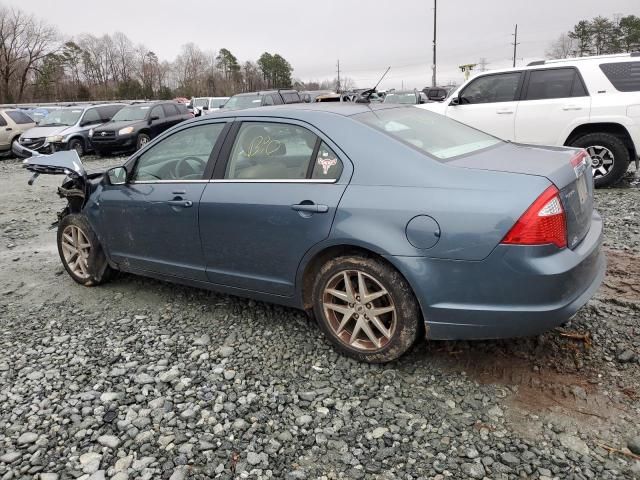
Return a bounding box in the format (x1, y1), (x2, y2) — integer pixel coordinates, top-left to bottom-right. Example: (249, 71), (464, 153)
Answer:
(0, 156), (639, 480)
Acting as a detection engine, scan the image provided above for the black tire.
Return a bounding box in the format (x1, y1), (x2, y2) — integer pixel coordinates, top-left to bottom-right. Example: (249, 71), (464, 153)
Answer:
(57, 214), (114, 286)
(68, 138), (85, 157)
(569, 133), (630, 188)
(136, 133), (151, 151)
(311, 255), (422, 363)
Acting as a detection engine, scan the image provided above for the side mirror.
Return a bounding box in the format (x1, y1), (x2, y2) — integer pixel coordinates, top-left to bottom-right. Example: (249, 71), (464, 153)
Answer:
(450, 96), (461, 106)
(149, 115), (160, 124)
(106, 166), (127, 185)
(202, 105), (208, 110)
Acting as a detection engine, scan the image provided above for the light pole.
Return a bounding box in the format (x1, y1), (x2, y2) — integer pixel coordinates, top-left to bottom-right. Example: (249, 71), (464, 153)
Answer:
(432, 0), (437, 87)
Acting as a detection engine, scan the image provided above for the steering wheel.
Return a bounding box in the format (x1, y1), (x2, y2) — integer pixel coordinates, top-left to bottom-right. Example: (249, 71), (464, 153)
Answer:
(173, 156), (207, 179)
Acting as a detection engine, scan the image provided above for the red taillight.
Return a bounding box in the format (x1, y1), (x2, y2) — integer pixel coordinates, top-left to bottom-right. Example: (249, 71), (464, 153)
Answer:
(501, 185), (567, 249)
(571, 150), (589, 177)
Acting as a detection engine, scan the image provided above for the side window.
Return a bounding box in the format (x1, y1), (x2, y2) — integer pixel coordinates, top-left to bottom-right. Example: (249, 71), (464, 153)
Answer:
(262, 95), (274, 106)
(524, 68), (581, 100)
(6, 111), (33, 124)
(460, 72), (522, 104)
(271, 94), (283, 105)
(162, 104), (179, 117)
(132, 123), (225, 181)
(311, 142), (343, 180)
(225, 122), (317, 180)
(600, 61), (640, 92)
(150, 105), (165, 120)
(0, 114), (6, 127)
(81, 108), (101, 125)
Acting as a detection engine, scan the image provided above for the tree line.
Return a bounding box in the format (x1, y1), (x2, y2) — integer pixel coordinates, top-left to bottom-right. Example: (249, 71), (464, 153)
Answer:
(547, 14), (640, 59)
(0, 4), (297, 104)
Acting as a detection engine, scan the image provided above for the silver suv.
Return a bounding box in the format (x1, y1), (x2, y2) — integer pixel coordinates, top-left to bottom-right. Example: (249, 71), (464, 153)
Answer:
(16, 104), (124, 157)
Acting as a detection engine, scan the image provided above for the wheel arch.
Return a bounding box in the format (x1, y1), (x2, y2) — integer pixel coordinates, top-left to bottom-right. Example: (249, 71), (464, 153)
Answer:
(564, 123), (636, 159)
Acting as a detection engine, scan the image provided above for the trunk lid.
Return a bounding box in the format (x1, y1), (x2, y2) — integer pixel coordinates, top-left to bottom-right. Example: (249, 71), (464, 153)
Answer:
(449, 142), (594, 249)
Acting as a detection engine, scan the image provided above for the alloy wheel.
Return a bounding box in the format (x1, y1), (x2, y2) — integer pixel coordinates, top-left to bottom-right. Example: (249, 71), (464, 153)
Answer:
(322, 270), (397, 351)
(61, 225), (91, 279)
(587, 145), (615, 179)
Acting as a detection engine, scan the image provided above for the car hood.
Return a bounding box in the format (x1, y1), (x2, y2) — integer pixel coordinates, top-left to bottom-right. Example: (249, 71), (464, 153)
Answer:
(20, 126), (70, 139)
(94, 120), (144, 132)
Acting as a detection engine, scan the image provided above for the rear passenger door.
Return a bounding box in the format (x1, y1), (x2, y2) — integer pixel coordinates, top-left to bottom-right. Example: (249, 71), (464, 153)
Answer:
(515, 67), (591, 146)
(445, 72), (523, 140)
(198, 120), (352, 296)
(149, 105), (167, 137)
(162, 103), (183, 129)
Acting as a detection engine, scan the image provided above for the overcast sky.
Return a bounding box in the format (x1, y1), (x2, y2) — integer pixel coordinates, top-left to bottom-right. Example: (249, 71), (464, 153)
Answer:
(6, 0), (639, 89)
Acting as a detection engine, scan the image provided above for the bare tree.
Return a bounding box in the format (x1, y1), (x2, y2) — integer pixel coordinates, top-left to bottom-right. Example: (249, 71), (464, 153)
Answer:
(546, 33), (575, 59)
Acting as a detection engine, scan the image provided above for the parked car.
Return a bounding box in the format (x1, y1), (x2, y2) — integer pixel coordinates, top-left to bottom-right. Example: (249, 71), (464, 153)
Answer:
(23, 103), (604, 363)
(383, 90), (425, 105)
(15, 104), (124, 157)
(300, 90), (334, 103)
(0, 109), (36, 156)
(88, 102), (191, 154)
(221, 90), (301, 111)
(192, 97), (229, 116)
(419, 53), (640, 187)
(422, 86), (454, 102)
(20, 106), (61, 124)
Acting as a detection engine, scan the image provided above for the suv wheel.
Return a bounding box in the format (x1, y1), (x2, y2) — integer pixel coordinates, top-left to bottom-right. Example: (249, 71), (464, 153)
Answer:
(136, 133), (151, 150)
(311, 255), (422, 363)
(68, 138), (85, 157)
(570, 133), (630, 187)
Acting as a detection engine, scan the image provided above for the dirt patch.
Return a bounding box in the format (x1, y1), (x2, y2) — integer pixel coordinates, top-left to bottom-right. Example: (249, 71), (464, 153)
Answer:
(598, 248), (640, 303)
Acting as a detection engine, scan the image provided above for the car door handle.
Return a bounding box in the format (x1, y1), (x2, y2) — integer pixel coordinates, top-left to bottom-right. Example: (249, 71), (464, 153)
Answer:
(167, 200), (193, 208)
(5, 127), (12, 131)
(496, 109), (514, 114)
(291, 203), (329, 213)
(562, 105), (583, 111)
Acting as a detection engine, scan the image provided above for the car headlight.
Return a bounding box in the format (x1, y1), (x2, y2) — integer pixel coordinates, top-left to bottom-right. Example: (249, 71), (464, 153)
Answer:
(118, 127), (134, 135)
(89, 129), (94, 137)
(46, 135), (65, 143)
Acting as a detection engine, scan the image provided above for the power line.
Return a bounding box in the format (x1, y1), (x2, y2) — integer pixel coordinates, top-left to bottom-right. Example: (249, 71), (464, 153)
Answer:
(512, 24), (520, 68)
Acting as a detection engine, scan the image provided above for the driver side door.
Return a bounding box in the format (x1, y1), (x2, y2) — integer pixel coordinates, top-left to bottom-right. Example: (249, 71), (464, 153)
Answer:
(95, 121), (229, 280)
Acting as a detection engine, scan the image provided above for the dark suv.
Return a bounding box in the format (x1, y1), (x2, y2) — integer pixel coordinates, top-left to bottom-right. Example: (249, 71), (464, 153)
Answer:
(89, 102), (191, 154)
(220, 90), (301, 111)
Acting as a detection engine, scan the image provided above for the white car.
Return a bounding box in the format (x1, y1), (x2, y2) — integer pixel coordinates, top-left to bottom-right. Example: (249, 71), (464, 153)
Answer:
(419, 53), (640, 187)
(191, 97), (229, 116)
(0, 110), (36, 157)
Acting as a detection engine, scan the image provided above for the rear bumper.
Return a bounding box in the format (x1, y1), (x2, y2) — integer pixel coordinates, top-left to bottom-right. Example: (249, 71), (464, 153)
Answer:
(386, 211), (605, 340)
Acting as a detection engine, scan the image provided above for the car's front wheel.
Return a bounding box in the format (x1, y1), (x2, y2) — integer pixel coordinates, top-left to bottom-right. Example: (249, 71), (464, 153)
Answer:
(312, 255), (422, 363)
(68, 138), (85, 157)
(57, 214), (114, 286)
(136, 133), (151, 151)
(570, 133), (630, 187)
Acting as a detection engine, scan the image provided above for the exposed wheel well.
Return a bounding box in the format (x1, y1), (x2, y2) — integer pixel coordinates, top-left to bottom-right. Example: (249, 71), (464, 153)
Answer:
(300, 244), (423, 318)
(565, 123), (636, 160)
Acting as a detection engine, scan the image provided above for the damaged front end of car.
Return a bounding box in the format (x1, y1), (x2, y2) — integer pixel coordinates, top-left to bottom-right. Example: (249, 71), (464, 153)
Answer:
(22, 147), (89, 228)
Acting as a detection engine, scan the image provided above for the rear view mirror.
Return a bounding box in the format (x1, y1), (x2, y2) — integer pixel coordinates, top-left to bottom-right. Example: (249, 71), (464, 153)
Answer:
(106, 166), (127, 185)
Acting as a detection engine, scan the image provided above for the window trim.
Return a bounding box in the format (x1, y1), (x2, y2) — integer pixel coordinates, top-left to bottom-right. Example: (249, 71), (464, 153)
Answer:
(457, 71), (525, 105)
(212, 118), (348, 184)
(125, 120), (232, 184)
(520, 66), (590, 101)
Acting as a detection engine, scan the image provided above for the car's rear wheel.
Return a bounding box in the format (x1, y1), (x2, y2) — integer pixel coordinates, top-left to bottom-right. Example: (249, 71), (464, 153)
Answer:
(312, 255), (421, 363)
(57, 214), (114, 286)
(136, 133), (150, 151)
(68, 138), (85, 157)
(569, 133), (630, 187)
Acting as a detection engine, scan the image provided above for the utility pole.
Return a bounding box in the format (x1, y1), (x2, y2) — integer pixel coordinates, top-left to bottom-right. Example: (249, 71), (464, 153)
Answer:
(478, 57), (489, 72)
(432, 0), (437, 87)
(512, 24), (519, 68)
(336, 59), (341, 93)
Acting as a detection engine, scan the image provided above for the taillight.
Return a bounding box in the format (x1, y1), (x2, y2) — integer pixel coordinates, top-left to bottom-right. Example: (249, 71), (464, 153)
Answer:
(501, 185), (567, 249)
(571, 149), (588, 178)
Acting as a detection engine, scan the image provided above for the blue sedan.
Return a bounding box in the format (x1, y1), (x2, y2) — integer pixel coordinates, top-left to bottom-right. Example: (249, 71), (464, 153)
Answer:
(22, 103), (605, 363)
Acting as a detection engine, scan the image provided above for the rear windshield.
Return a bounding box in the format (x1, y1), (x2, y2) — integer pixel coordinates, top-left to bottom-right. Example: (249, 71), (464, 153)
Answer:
(355, 107), (501, 160)
(599, 61), (640, 92)
(384, 93), (418, 104)
(223, 95), (262, 110)
(193, 98), (209, 108)
(111, 106), (150, 122)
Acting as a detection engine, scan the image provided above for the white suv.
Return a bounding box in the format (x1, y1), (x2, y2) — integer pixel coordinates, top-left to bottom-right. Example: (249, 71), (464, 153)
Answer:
(419, 53), (640, 187)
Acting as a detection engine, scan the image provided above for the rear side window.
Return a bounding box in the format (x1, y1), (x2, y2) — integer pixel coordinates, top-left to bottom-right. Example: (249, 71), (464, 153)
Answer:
(600, 61), (640, 92)
(311, 142), (343, 180)
(0, 115), (6, 127)
(162, 104), (179, 116)
(176, 104), (188, 114)
(225, 122), (317, 180)
(524, 68), (586, 100)
(151, 105), (165, 119)
(5, 110), (33, 124)
(460, 72), (522, 104)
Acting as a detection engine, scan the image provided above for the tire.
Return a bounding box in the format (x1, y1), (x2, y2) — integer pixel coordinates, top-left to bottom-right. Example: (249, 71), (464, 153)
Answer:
(136, 133), (151, 151)
(68, 138), (85, 157)
(57, 214), (114, 286)
(569, 133), (630, 188)
(311, 255), (422, 363)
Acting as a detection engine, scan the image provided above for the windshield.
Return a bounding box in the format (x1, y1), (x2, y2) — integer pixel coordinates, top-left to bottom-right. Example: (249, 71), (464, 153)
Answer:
(384, 93), (418, 104)
(111, 106), (150, 122)
(223, 95), (262, 110)
(40, 109), (83, 127)
(193, 98), (209, 108)
(355, 107), (501, 160)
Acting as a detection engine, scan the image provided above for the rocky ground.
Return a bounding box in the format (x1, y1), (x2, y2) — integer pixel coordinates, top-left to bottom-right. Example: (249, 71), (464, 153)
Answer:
(0, 156), (639, 480)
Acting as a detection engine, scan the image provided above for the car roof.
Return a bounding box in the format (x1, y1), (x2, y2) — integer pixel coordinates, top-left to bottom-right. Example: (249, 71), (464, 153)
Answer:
(387, 91), (418, 95)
